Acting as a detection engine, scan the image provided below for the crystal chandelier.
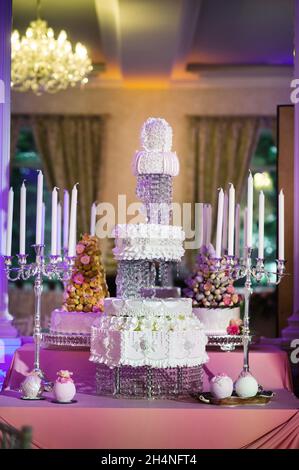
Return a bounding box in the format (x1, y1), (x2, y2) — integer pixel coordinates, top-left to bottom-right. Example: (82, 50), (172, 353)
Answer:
(11, 1), (93, 95)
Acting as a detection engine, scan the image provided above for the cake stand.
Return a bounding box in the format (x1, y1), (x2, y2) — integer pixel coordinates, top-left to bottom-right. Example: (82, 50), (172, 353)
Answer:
(42, 331), (91, 350)
(95, 364), (204, 399)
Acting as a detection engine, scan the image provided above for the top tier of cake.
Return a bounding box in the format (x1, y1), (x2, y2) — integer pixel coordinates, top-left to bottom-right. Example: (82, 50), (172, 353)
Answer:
(132, 117), (179, 177)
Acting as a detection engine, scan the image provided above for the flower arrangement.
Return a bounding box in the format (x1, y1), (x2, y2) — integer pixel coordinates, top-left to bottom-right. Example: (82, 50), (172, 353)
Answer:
(63, 234), (109, 313)
(184, 244), (242, 310)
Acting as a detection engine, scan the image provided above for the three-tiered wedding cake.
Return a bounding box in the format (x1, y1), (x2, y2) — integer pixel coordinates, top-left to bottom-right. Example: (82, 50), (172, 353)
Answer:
(90, 118), (208, 396)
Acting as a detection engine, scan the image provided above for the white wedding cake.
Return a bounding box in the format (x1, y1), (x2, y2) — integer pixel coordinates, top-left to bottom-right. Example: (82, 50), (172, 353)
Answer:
(90, 118), (208, 395)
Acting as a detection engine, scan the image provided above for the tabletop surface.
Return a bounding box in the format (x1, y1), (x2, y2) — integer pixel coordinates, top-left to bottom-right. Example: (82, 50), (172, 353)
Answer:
(1, 388), (298, 411)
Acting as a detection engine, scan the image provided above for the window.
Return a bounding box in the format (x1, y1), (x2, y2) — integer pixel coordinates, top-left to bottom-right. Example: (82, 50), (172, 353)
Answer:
(239, 128), (278, 337)
(240, 129), (277, 276)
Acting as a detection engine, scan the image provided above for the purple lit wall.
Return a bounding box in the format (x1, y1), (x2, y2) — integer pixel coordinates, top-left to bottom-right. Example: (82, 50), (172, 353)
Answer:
(0, 0), (12, 320)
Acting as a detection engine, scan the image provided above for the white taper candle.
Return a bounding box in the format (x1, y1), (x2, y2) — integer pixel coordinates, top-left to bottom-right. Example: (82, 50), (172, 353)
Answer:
(258, 191), (265, 259)
(247, 170), (253, 248)
(19, 181), (26, 254)
(228, 183), (235, 256)
(90, 202), (96, 236)
(35, 170), (43, 245)
(243, 207), (248, 259)
(5, 187), (14, 256)
(68, 184), (78, 257)
(278, 189), (285, 260)
(216, 188), (224, 258)
(57, 202), (62, 256)
(206, 204), (212, 246)
(235, 203), (240, 259)
(222, 191), (228, 253)
(51, 187), (58, 256)
(41, 203), (45, 246)
(63, 190), (70, 251)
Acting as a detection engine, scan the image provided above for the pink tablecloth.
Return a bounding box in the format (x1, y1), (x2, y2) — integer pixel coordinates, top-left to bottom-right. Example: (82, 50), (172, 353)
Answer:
(0, 389), (298, 449)
(2, 343), (293, 394)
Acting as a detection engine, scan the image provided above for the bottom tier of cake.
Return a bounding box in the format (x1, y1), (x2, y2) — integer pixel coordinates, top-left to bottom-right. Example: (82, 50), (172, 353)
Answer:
(90, 324), (208, 368)
(95, 363), (204, 399)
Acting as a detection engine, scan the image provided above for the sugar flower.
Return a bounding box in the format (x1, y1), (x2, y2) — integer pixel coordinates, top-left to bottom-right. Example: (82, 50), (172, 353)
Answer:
(56, 370), (74, 383)
(76, 243), (85, 255)
(80, 255), (90, 265)
(72, 272), (84, 285)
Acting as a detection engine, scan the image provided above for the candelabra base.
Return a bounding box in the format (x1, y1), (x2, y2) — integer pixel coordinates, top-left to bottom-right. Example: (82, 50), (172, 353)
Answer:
(33, 368), (54, 392)
(20, 395), (46, 401)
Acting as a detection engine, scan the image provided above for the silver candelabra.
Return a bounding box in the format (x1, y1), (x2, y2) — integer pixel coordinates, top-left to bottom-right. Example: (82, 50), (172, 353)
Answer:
(3, 245), (75, 391)
(214, 249), (286, 379)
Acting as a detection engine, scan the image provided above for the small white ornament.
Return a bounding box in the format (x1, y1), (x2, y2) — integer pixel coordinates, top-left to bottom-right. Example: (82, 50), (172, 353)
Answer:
(210, 374), (233, 399)
(235, 374), (259, 398)
(21, 373), (43, 399)
(53, 370), (76, 403)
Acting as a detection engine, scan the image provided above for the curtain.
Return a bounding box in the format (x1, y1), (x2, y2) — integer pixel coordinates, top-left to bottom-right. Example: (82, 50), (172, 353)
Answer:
(188, 115), (276, 241)
(10, 115), (27, 159)
(27, 114), (107, 234)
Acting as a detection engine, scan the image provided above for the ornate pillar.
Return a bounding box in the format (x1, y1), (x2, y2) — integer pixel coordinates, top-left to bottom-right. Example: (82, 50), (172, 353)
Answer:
(282, 0), (299, 344)
(0, 0), (20, 383)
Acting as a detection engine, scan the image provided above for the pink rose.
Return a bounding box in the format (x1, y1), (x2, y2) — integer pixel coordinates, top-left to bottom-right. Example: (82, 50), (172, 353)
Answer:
(226, 284), (235, 294)
(72, 272), (84, 285)
(223, 294), (232, 306)
(227, 324), (240, 335)
(76, 243), (85, 255)
(80, 255), (90, 265)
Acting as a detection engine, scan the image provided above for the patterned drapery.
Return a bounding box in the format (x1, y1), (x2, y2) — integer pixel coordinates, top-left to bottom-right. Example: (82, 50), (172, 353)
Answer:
(188, 115), (276, 241)
(12, 114), (107, 234)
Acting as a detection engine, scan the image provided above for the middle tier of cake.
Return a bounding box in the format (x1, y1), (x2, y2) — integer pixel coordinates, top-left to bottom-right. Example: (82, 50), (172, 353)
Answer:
(104, 297), (191, 318)
(113, 223), (185, 261)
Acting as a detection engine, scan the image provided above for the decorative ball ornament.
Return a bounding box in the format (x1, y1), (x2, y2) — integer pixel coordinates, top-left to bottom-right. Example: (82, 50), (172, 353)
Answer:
(141, 117), (173, 152)
(210, 373), (234, 399)
(53, 370), (76, 403)
(21, 372), (43, 399)
(235, 373), (259, 398)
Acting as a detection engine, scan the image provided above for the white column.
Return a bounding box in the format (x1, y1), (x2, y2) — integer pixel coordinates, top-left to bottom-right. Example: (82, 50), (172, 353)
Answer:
(0, 0), (20, 350)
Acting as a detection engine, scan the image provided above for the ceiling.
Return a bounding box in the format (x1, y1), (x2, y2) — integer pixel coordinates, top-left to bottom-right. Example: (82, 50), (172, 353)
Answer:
(12, 0), (294, 87)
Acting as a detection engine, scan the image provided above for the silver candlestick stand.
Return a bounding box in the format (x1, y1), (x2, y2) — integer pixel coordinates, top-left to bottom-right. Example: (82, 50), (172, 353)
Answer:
(3, 245), (75, 393)
(215, 248), (286, 379)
